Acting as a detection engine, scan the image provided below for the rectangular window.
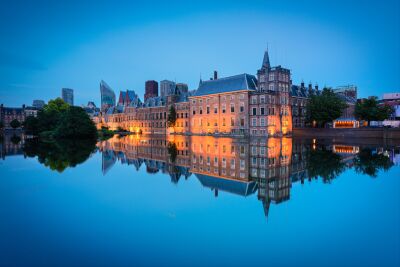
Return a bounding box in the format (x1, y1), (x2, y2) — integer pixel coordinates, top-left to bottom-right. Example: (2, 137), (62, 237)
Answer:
(240, 105), (244, 112)
(207, 106), (210, 114)
(260, 107), (265, 115)
(230, 104), (235, 113)
(252, 108), (257, 115)
(252, 118), (257, 126)
(251, 96), (257, 104)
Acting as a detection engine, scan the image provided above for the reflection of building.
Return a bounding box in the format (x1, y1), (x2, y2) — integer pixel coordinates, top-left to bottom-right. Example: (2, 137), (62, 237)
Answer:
(100, 80), (116, 111)
(0, 133), (26, 159)
(98, 135), (398, 218)
(62, 88), (74, 106)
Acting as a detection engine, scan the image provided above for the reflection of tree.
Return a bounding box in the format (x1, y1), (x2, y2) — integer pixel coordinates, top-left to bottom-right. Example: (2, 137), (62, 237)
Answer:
(10, 135), (21, 145)
(24, 138), (96, 173)
(306, 146), (346, 183)
(167, 142), (177, 163)
(353, 148), (393, 178)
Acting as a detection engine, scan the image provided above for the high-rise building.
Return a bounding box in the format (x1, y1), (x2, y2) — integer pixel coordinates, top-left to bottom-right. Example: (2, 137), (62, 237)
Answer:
(100, 80), (116, 111)
(176, 83), (188, 95)
(62, 88), (74, 105)
(160, 80), (176, 97)
(145, 80), (158, 100)
(32, 100), (45, 109)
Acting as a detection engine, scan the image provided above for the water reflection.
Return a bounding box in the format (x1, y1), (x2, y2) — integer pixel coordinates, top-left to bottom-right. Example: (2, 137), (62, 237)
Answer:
(1, 133), (398, 217)
(23, 138), (97, 172)
(97, 135), (399, 217)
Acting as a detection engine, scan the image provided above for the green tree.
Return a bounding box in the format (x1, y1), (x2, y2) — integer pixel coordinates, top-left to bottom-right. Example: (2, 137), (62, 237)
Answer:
(167, 105), (177, 127)
(37, 98), (70, 132)
(54, 106), (98, 139)
(307, 88), (348, 127)
(10, 119), (21, 129)
(306, 146), (346, 183)
(23, 116), (40, 134)
(353, 148), (393, 177)
(355, 97), (394, 126)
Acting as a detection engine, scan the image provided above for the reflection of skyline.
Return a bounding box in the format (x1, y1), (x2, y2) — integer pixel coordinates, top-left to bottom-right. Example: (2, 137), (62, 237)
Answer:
(98, 135), (399, 217)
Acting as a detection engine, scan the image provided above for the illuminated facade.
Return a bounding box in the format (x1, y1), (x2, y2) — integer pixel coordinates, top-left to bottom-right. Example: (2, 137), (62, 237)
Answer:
(98, 51), (293, 136)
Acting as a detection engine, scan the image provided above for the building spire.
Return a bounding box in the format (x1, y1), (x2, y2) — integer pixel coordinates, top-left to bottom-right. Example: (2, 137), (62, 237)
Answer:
(262, 48), (270, 69)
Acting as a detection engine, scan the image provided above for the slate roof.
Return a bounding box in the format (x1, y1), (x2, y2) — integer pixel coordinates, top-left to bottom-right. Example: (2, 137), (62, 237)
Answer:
(194, 73), (257, 97)
(291, 85), (321, 98)
(195, 173), (258, 196)
(142, 96), (166, 107)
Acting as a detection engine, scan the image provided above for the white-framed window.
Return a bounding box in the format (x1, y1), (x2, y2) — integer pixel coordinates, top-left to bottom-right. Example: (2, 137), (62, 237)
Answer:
(251, 96), (257, 104)
(252, 118), (257, 126)
(240, 159), (245, 170)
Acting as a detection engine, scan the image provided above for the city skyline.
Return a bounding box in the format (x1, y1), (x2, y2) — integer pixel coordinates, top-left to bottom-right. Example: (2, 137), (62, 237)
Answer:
(0, 0), (399, 107)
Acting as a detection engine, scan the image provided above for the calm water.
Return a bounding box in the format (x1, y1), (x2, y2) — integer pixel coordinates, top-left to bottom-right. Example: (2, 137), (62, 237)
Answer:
(1, 134), (399, 267)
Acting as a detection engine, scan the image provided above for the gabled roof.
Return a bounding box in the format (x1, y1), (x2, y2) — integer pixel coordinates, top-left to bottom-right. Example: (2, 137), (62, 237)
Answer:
(194, 73), (257, 97)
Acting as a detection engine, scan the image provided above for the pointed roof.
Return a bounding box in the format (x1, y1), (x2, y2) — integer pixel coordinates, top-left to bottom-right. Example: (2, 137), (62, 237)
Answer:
(262, 50), (270, 68)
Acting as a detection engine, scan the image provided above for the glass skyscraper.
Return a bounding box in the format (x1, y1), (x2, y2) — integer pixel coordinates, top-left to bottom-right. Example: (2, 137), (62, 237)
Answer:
(100, 80), (116, 111)
(62, 88), (74, 105)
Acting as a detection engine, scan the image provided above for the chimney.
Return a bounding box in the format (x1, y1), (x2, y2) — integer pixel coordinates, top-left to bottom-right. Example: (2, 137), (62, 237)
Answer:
(301, 81), (305, 88)
(308, 83), (312, 91)
(213, 71), (218, 80)
(315, 84), (319, 91)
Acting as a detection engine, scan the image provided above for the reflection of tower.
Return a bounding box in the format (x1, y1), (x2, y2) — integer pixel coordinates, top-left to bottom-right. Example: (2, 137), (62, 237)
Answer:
(102, 149), (116, 175)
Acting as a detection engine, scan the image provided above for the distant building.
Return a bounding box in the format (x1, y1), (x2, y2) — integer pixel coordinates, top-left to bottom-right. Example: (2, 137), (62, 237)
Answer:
(334, 85), (357, 99)
(83, 101), (100, 118)
(291, 82), (320, 128)
(32, 100), (45, 109)
(118, 90), (141, 106)
(145, 80), (158, 100)
(160, 80), (176, 97)
(0, 104), (26, 128)
(100, 80), (116, 112)
(176, 83), (188, 95)
(62, 88), (74, 105)
(25, 106), (40, 118)
(379, 92), (400, 127)
(333, 85), (358, 128)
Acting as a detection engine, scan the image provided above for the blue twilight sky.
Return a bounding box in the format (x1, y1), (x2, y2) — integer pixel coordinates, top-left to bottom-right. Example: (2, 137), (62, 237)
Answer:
(0, 0), (399, 107)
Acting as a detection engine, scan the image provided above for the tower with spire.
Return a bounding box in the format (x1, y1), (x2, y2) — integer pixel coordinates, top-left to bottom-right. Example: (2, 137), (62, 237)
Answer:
(257, 50), (271, 92)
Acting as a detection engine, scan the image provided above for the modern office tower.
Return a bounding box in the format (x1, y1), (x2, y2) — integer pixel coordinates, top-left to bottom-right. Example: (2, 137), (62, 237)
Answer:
(160, 80), (176, 97)
(145, 80), (158, 100)
(32, 100), (45, 109)
(100, 80), (116, 111)
(62, 88), (74, 105)
(176, 83), (188, 95)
